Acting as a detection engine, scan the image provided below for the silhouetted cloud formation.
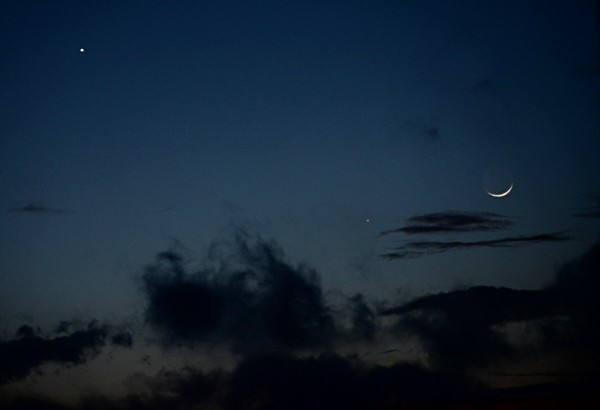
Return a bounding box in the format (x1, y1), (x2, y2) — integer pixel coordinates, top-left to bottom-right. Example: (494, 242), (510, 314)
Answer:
(382, 241), (600, 372)
(1, 237), (599, 409)
(7, 202), (68, 214)
(142, 230), (336, 352)
(0, 321), (107, 385)
(221, 352), (475, 410)
(379, 211), (512, 236)
(0, 320), (133, 386)
(573, 192), (600, 218)
(347, 293), (376, 342)
(111, 332), (134, 348)
(382, 286), (557, 370)
(381, 232), (569, 259)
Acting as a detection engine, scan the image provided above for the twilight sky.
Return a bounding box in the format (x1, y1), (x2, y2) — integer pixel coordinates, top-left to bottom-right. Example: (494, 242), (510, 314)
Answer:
(1, 1), (599, 408)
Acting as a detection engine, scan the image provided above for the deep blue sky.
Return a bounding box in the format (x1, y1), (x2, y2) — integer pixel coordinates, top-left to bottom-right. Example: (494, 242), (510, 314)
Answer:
(0, 1), (599, 407)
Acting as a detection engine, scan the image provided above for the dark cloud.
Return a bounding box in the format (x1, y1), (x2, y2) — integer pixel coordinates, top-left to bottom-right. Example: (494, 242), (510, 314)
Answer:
(2, 239), (599, 409)
(423, 126), (440, 142)
(7, 202), (69, 214)
(382, 286), (557, 319)
(82, 367), (221, 410)
(2, 376), (594, 410)
(472, 78), (500, 97)
(379, 211), (512, 236)
(142, 230), (336, 352)
(381, 232), (569, 259)
(65, 353), (477, 410)
(223, 352), (476, 410)
(383, 117), (442, 144)
(0, 321), (133, 386)
(346, 294), (376, 342)
(110, 332), (134, 348)
(53, 321), (72, 334)
(0, 396), (71, 410)
(382, 241), (600, 373)
(0, 321), (108, 385)
(382, 286), (559, 370)
(573, 192), (600, 218)
(1, 356), (595, 409)
(487, 370), (596, 379)
(575, 210), (600, 218)
(541, 241), (600, 355)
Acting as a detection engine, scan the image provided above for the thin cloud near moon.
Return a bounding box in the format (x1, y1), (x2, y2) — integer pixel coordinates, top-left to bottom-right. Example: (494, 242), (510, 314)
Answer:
(379, 211), (512, 236)
(379, 210), (569, 260)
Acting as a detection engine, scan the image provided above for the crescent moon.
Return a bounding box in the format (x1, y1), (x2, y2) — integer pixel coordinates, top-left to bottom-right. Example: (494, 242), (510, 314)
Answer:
(486, 183), (513, 198)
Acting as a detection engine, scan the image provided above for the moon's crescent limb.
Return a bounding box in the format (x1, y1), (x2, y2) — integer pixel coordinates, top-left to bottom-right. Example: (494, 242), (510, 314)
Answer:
(487, 183), (513, 198)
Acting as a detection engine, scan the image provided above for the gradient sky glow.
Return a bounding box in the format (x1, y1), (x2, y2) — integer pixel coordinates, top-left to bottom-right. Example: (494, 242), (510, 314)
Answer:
(1, 1), (599, 408)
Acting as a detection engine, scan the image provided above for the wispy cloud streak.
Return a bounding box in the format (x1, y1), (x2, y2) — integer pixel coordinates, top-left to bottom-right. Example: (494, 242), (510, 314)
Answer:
(8, 202), (69, 214)
(381, 232), (569, 259)
(379, 211), (512, 237)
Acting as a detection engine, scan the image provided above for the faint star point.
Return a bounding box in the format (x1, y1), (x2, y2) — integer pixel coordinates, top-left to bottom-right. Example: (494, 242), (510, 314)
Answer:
(80, 48), (85, 53)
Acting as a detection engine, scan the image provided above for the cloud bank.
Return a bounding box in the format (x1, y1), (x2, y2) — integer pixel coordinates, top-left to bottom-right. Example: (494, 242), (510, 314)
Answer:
(383, 241), (600, 372)
(0, 321), (132, 385)
(1, 231), (597, 409)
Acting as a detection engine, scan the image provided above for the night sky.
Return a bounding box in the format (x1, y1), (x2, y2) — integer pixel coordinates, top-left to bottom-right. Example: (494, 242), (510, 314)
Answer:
(1, 1), (599, 408)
